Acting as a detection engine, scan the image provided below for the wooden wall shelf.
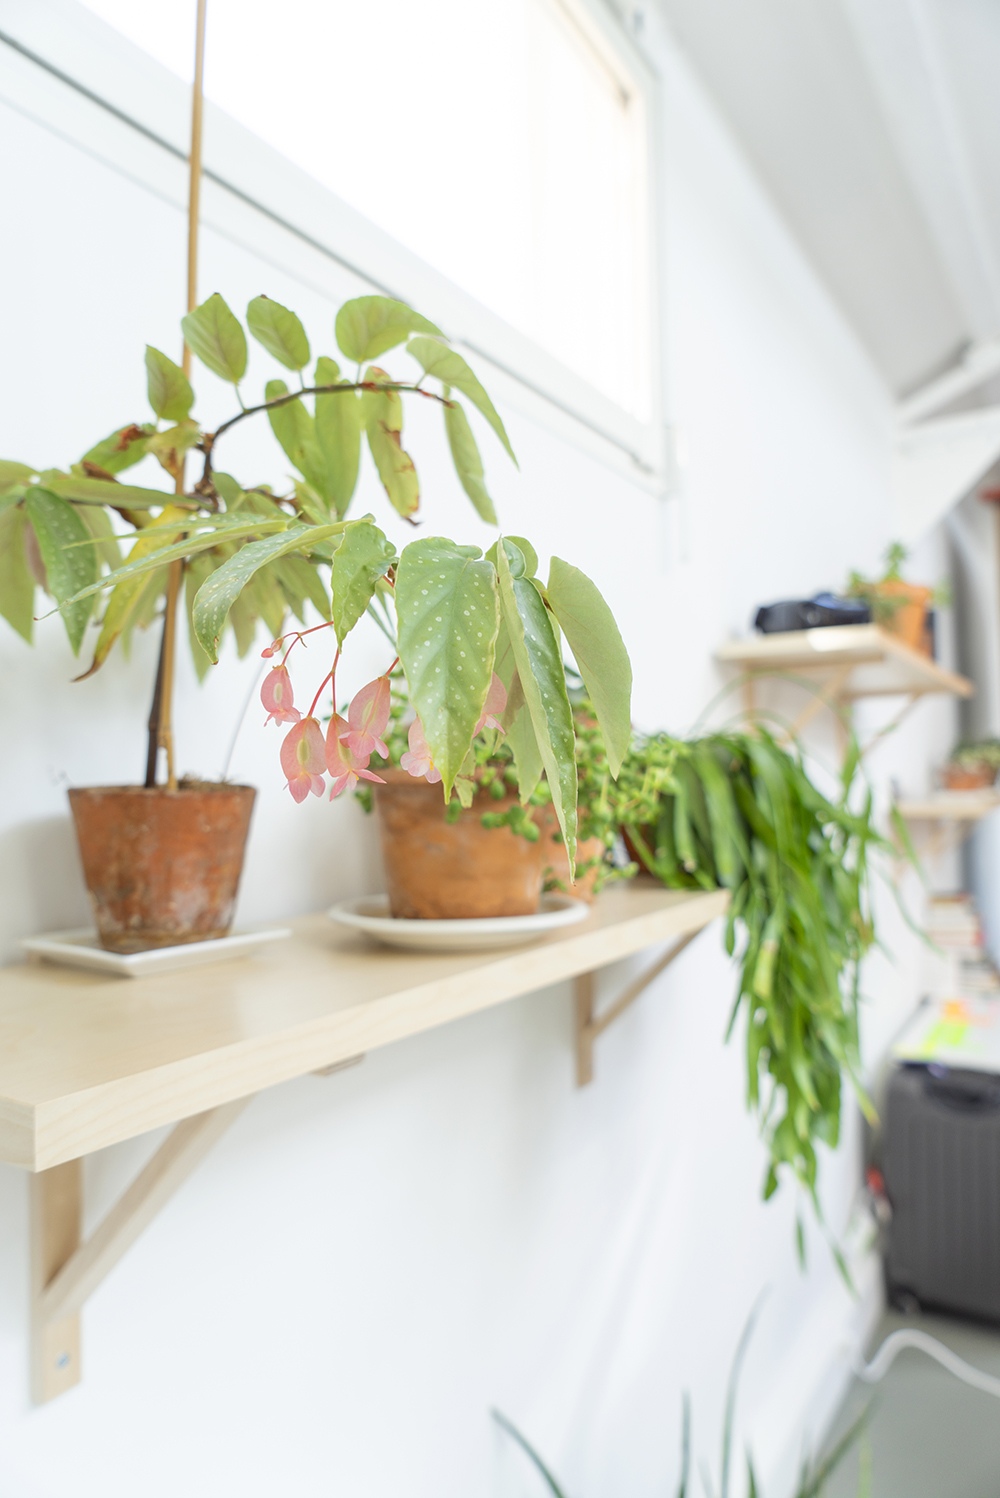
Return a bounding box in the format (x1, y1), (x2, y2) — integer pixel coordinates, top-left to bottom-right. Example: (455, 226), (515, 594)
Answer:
(2, 884), (726, 1402)
(716, 624), (973, 740)
(895, 789), (1000, 820)
(893, 788), (1000, 863)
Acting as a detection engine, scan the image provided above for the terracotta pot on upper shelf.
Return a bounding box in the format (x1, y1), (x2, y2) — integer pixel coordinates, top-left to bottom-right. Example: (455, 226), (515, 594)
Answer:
(372, 769), (545, 919)
(940, 762), (998, 792)
(873, 579), (933, 656)
(68, 782), (256, 953)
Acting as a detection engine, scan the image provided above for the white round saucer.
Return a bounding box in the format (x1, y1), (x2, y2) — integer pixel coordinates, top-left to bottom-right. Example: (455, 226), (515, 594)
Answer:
(327, 893), (589, 953)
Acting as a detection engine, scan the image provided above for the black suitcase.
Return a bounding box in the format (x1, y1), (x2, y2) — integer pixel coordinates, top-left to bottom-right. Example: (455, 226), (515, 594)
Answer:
(884, 1062), (1000, 1321)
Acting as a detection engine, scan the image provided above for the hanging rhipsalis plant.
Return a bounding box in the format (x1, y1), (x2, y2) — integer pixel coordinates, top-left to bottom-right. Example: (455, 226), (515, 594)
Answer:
(614, 728), (884, 1242)
(0, 292), (632, 863)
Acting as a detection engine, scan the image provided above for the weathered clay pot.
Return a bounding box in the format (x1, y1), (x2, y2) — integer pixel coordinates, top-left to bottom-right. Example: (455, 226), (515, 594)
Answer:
(373, 769), (545, 919)
(68, 783), (256, 953)
(622, 824), (656, 872)
(941, 762), (998, 791)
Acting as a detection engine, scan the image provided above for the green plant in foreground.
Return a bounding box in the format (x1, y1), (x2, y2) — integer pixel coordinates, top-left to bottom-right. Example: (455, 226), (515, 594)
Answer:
(493, 1303), (871, 1496)
(612, 727), (886, 1238)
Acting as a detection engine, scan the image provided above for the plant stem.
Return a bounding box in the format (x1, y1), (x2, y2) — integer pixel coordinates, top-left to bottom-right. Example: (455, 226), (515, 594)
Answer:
(199, 381), (453, 491)
(144, 0), (206, 789)
(143, 632), (166, 787)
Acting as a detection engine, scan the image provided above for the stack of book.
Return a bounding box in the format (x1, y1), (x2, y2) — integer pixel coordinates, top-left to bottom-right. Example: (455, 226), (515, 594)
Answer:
(925, 893), (1000, 996)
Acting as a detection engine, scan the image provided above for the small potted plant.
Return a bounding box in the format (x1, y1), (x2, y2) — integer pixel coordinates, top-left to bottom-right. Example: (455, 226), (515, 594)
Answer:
(2, 295), (632, 946)
(355, 673), (549, 920)
(940, 739), (1000, 790)
(355, 676), (631, 918)
(845, 542), (948, 657)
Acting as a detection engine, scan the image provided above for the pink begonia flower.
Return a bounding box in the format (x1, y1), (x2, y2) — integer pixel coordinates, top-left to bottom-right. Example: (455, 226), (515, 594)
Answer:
(261, 665), (301, 726)
(326, 714), (386, 800)
(400, 716), (442, 784)
(474, 672), (508, 735)
(343, 675), (391, 760)
(280, 717), (326, 803)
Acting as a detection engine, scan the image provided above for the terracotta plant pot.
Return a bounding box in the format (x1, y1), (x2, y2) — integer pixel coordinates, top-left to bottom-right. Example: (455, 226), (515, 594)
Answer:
(622, 824), (657, 873)
(68, 783), (256, 953)
(873, 580), (933, 656)
(940, 762), (998, 791)
(372, 769), (545, 919)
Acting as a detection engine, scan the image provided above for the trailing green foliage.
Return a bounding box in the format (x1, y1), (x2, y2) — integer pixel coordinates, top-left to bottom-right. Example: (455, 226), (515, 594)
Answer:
(613, 727), (885, 1212)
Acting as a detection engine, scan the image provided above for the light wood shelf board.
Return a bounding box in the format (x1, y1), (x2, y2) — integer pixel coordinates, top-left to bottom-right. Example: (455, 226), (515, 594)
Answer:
(716, 624), (973, 701)
(0, 885), (727, 1170)
(896, 790), (1000, 820)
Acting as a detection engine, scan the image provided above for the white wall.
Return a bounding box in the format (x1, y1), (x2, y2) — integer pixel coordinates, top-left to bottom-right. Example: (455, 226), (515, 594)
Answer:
(0, 7), (955, 1495)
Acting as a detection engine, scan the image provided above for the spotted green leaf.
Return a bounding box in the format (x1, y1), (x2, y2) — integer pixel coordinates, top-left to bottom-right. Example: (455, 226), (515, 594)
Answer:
(56, 516), (291, 612)
(182, 292), (247, 383)
(395, 536), (500, 795)
(496, 538), (577, 864)
(0, 506), (35, 641)
(23, 487), (98, 654)
(192, 521), (349, 662)
(507, 693), (545, 804)
(77, 501), (122, 571)
(491, 616), (544, 803)
(335, 296), (441, 364)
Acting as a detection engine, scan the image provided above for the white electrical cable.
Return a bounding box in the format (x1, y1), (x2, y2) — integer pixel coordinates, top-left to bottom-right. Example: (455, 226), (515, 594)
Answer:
(853, 1329), (1000, 1400)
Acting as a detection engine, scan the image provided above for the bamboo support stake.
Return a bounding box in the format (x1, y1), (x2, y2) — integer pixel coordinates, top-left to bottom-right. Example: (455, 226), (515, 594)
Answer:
(149, 0), (206, 790)
(184, 0), (207, 379)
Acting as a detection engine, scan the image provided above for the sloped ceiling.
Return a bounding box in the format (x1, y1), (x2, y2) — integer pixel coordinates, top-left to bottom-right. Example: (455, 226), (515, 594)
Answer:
(658, 0), (1000, 401)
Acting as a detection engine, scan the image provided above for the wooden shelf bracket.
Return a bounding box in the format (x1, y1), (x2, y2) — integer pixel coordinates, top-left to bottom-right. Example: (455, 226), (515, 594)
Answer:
(574, 929), (703, 1087)
(30, 1096), (251, 1404)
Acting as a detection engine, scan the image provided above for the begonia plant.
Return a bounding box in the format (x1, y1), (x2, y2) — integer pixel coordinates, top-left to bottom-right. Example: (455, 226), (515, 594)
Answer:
(0, 292), (632, 864)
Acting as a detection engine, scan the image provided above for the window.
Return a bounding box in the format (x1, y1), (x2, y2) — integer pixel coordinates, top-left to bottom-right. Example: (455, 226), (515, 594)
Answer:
(77, 0), (655, 427)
